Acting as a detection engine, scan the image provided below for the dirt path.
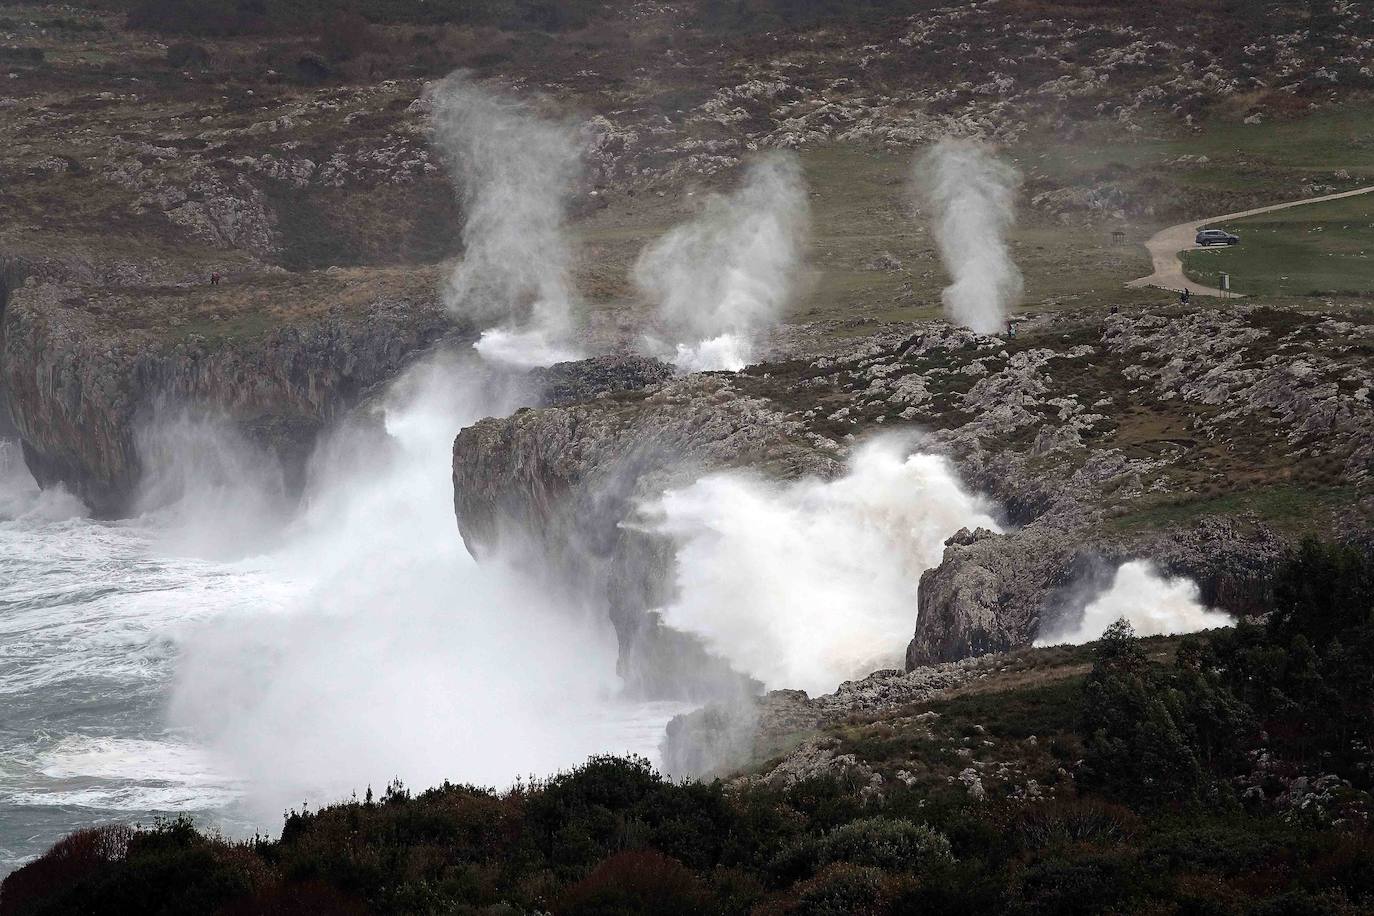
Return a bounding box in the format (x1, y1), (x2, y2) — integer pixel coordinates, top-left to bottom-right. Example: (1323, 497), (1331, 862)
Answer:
(1127, 185), (1374, 297)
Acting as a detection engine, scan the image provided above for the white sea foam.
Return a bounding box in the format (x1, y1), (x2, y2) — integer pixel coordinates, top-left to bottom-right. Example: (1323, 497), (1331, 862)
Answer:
(642, 437), (998, 695)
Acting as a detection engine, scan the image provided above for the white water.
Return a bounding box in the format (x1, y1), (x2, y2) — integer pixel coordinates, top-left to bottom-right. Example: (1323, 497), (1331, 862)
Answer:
(641, 438), (999, 696)
(1035, 560), (1233, 646)
(635, 152), (809, 371)
(0, 355), (685, 873)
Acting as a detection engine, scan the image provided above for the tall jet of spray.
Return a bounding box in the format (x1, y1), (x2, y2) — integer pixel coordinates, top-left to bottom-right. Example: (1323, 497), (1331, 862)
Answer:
(913, 138), (1023, 335)
(431, 73), (583, 367)
(634, 152), (809, 371)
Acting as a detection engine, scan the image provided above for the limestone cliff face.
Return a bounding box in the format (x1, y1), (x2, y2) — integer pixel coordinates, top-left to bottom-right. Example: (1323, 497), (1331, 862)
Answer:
(3, 279), (451, 516)
(453, 366), (838, 700)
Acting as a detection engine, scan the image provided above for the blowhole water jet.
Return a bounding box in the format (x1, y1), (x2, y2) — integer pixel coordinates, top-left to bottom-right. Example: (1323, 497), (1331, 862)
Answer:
(431, 73), (584, 368)
(913, 138), (1023, 335)
(634, 152), (809, 371)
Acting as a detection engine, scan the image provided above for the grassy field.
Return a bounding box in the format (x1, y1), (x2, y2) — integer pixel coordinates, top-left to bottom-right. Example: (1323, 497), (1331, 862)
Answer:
(574, 143), (1163, 333)
(1021, 102), (1374, 201)
(574, 103), (1374, 334)
(1181, 192), (1374, 297)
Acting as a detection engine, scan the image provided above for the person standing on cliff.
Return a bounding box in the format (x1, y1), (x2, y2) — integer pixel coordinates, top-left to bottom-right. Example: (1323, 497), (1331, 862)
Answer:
(210, 272), (221, 286)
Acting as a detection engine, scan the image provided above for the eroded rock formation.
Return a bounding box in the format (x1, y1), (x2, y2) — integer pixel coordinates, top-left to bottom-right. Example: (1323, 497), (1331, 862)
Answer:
(450, 306), (1374, 695)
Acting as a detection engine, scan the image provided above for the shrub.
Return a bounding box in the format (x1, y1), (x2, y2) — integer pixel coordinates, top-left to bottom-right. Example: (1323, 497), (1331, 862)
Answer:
(320, 11), (381, 62)
(817, 817), (953, 873)
(1012, 800), (1140, 851)
(1269, 539), (1374, 649)
(1, 818), (270, 916)
(1079, 621), (1208, 803)
(165, 41), (211, 69)
(0, 47), (44, 64)
(770, 816), (952, 884)
(792, 863), (888, 916)
(554, 851), (710, 915)
(0, 826), (132, 916)
(1014, 849), (1152, 916)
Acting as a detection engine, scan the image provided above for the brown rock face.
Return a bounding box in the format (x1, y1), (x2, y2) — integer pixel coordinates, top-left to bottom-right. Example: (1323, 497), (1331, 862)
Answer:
(2, 279), (452, 516)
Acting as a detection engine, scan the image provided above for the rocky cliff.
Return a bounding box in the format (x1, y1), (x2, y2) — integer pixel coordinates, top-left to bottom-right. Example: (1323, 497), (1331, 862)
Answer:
(454, 364), (838, 699)
(3, 268), (453, 515)
(450, 306), (1374, 689)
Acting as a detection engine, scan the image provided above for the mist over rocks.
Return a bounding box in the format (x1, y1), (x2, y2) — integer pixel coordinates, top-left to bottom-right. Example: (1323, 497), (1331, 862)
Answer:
(452, 364), (839, 700)
(528, 355), (676, 408)
(453, 304), (1374, 697)
(663, 654), (998, 779)
(2, 275), (453, 516)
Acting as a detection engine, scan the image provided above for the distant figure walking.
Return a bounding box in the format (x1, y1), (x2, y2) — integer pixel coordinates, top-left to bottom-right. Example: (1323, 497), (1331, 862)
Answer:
(210, 272), (221, 286)
(1006, 319), (1018, 339)
(1178, 288), (1191, 305)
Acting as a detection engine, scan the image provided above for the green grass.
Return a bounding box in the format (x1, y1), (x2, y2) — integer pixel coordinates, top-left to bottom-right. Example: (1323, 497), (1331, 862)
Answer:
(1022, 103), (1374, 194)
(576, 103), (1374, 338)
(1112, 484), (1357, 534)
(1181, 193), (1374, 296)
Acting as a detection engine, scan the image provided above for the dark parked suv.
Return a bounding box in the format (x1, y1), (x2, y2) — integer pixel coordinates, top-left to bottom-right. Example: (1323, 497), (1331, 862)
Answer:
(1195, 228), (1240, 246)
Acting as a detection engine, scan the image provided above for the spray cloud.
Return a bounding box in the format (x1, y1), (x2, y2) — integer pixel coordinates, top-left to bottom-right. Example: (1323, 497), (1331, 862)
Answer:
(914, 138), (1023, 335)
(641, 437), (998, 696)
(133, 409), (290, 559)
(432, 73), (583, 368)
(1035, 560), (1233, 646)
(634, 153), (809, 371)
(167, 354), (662, 821)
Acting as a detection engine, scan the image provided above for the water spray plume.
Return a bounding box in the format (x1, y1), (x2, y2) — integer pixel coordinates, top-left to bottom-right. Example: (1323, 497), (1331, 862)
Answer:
(634, 152), (809, 371)
(431, 73), (583, 368)
(1035, 560), (1232, 646)
(914, 138), (1023, 335)
(167, 354), (644, 821)
(642, 437), (998, 695)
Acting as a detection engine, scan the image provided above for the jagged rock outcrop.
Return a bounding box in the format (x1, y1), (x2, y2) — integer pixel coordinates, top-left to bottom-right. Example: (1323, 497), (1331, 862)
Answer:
(530, 355), (675, 407)
(3, 277), (452, 515)
(453, 369), (838, 699)
(662, 656), (997, 778)
(906, 516), (1288, 667)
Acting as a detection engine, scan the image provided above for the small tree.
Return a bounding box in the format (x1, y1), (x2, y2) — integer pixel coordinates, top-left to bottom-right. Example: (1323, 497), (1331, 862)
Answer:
(1079, 621), (1206, 804)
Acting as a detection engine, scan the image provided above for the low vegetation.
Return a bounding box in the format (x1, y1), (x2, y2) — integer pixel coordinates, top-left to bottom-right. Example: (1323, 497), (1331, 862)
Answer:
(1184, 194), (1374, 298)
(4, 539), (1371, 915)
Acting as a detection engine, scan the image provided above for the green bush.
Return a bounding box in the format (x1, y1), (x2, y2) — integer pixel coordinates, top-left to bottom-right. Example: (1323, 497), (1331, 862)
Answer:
(817, 817), (952, 872)
(791, 863), (888, 916)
